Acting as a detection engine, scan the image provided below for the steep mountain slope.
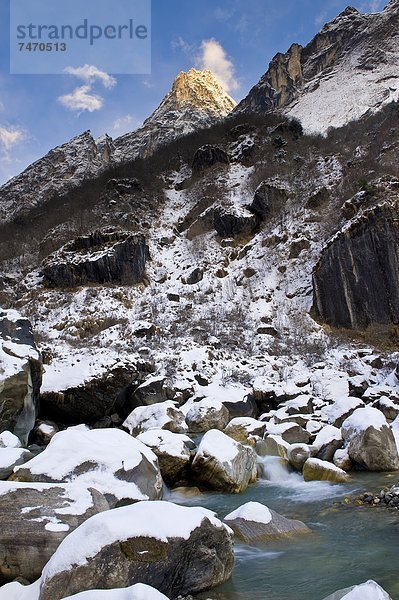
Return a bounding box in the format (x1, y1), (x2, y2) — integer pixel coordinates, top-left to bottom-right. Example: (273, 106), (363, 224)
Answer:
(0, 3), (399, 435)
(235, 0), (399, 133)
(0, 69), (235, 228)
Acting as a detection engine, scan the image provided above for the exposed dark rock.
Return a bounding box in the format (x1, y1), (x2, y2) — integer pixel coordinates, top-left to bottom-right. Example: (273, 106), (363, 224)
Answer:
(312, 202), (399, 328)
(213, 206), (259, 237)
(222, 395), (258, 418)
(41, 230), (150, 288)
(40, 364), (137, 425)
(182, 268), (204, 285)
(249, 182), (288, 219)
(192, 145), (230, 175)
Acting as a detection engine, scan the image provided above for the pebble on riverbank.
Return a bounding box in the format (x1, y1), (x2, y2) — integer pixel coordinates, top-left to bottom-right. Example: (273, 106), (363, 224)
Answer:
(355, 485), (399, 509)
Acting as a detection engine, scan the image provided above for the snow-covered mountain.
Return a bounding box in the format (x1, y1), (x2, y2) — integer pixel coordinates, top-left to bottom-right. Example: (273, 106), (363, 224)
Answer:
(235, 0), (399, 133)
(0, 69), (235, 228)
(114, 68), (236, 162)
(2, 6), (399, 598)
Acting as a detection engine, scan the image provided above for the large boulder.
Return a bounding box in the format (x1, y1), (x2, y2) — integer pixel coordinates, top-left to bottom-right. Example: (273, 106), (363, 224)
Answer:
(321, 580), (392, 600)
(11, 427), (162, 507)
(41, 230), (149, 288)
(123, 401), (187, 436)
(40, 364), (137, 425)
(224, 501), (310, 543)
(0, 481), (109, 583)
(192, 145), (229, 175)
(0, 446), (33, 480)
(320, 397), (364, 428)
(342, 407), (399, 471)
(265, 422), (310, 444)
(312, 202), (399, 328)
(213, 205), (258, 238)
(0, 310), (42, 445)
(313, 425), (343, 462)
(303, 458), (350, 483)
(249, 182), (288, 220)
(186, 398), (230, 433)
(224, 417), (266, 444)
(191, 429), (257, 493)
(137, 429), (195, 485)
(38, 501), (234, 600)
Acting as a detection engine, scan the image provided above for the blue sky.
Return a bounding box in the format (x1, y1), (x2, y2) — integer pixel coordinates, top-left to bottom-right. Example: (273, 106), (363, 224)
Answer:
(0, 0), (388, 184)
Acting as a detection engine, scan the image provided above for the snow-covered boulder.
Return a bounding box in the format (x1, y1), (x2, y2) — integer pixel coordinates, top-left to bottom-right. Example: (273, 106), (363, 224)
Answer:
(322, 580), (392, 600)
(185, 398), (229, 433)
(259, 434), (290, 459)
(265, 422), (310, 444)
(224, 417), (266, 444)
(287, 443), (313, 471)
(333, 448), (353, 472)
(191, 430), (257, 493)
(123, 401), (187, 436)
(0, 430), (21, 448)
(63, 583), (170, 599)
(373, 397), (399, 422)
(137, 429), (195, 485)
(0, 481), (109, 583)
(0, 579), (40, 600)
(0, 310), (42, 445)
(320, 397), (364, 428)
(11, 428), (162, 506)
(224, 501), (310, 543)
(31, 420), (59, 446)
(303, 458), (350, 483)
(280, 395), (313, 415)
(313, 425), (343, 462)
(342, 407), (399, 471)
(0, 446), (33, 480)
(0, 582), (169, 600)
(38, 501), (234, 600)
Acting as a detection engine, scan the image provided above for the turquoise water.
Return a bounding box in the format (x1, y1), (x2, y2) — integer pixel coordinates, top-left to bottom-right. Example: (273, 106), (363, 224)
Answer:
(167, 458), (399, 600)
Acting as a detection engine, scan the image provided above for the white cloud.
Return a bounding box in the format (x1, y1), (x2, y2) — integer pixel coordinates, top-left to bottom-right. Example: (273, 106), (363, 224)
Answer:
(360, 0), (385, 11)
(196, 39), (239, 94)
(0, 126), (26, 150)
(58, 85), (103, 113)
(112, 114), (140, 133)
(64, 65), (116, 89)
(171, 36), (195, 54)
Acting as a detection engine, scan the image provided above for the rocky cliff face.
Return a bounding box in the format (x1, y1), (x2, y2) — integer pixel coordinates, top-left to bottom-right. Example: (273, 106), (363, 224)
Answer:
(235, 1), (399, 133)
(41, 230), (150, 288)
(312, 197), (399, 329)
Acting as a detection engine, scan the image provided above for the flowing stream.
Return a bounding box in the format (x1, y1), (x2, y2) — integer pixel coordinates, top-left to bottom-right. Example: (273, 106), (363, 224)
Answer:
(167, 457), (399, 600)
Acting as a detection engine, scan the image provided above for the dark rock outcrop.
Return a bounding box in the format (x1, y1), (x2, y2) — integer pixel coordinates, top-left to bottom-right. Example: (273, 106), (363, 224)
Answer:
(0, 311), (42, 444)
(213, 206), (259, 238)
(41, 230), (149, 288)
(192, 145), (230, 175)
(312, 202), (399, 328)
(40, 364), (137, 425)
(249, 182), (288, 219)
